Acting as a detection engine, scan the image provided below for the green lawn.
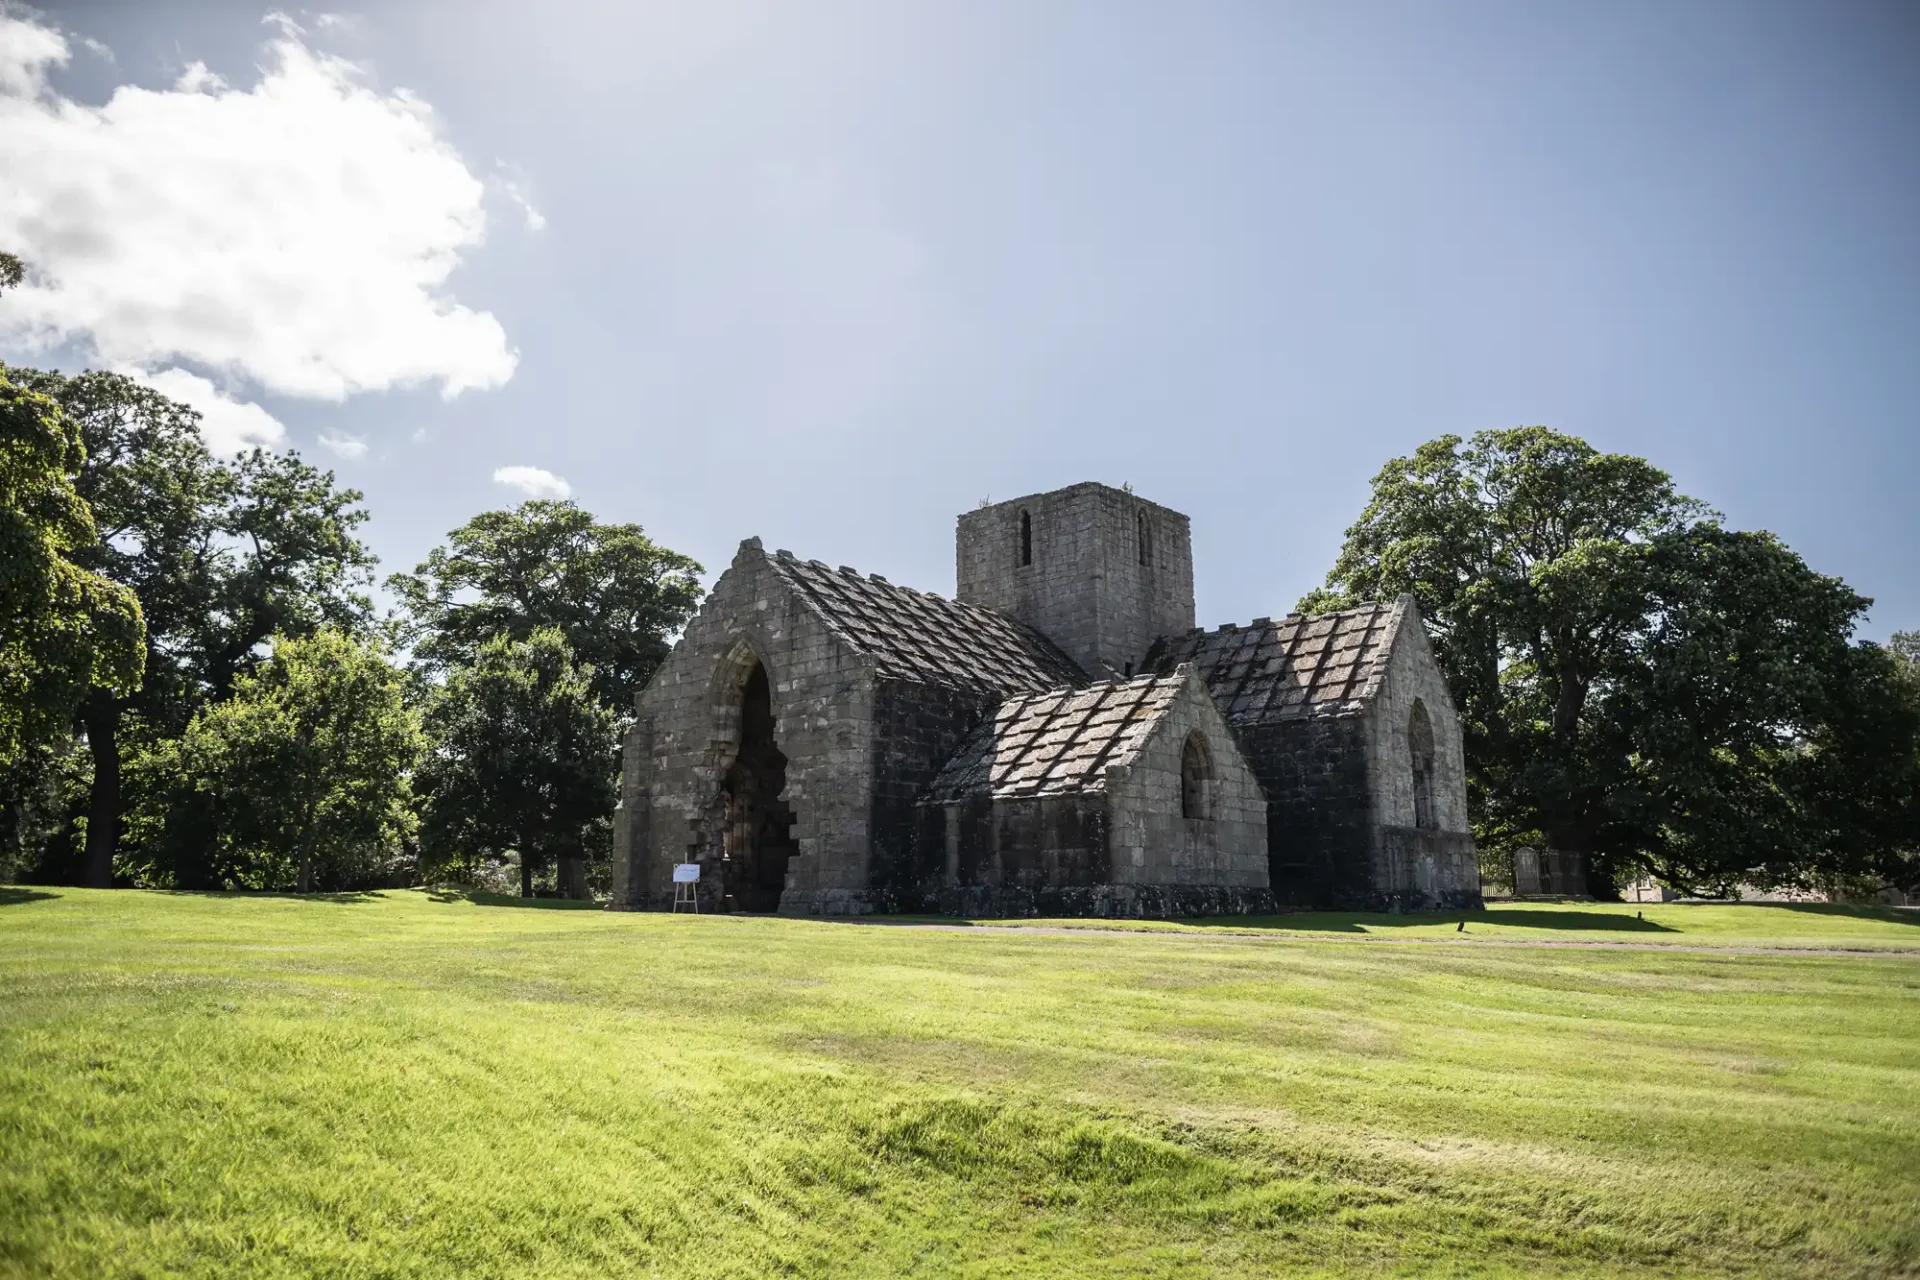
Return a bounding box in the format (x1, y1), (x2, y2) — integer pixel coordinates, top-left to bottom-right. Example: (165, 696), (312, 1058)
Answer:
(1, 891), (1916, 1278)
(954, 899), (1920, 951)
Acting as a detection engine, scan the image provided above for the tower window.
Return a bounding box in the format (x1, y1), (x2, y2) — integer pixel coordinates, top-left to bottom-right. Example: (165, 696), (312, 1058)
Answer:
(1181, 732), (1212, 820)
(1137, 511), (1152, 567)
(1019, 510), (1032, 567)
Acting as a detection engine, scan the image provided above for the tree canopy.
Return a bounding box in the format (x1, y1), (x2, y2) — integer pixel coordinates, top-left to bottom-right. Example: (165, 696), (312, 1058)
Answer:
(389, 500), (702, 714)
(0, 373), (143, 768)
(1304, 426), (1919, 895)
(1894, 631), (1920, 677)
(3, 366), (376, 885)
(137, 629), (421, 892)
(416, 628), (617, 897)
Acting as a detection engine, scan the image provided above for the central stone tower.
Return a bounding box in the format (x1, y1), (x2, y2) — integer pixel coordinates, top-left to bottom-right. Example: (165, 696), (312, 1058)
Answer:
(956, 481), (1195, 677)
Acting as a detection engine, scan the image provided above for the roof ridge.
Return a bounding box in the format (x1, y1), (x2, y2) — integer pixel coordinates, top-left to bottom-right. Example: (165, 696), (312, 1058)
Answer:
(757, 543), (1086, 695)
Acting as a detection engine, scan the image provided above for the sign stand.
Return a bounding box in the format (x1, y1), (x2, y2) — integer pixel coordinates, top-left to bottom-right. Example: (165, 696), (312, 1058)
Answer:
(672, 862), (701, 913)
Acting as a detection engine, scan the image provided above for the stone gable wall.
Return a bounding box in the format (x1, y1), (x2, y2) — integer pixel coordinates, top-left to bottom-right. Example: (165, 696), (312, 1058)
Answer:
(956, 482), (1194, 677)
(1361, 609), (1480, 909)
(1106, 676), (1269, 889)
(610, 540), (879, 914)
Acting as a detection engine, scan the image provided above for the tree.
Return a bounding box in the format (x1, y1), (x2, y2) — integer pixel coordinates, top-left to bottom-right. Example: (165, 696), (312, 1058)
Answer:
(1894, 631), (1920, 678)
(4, 366), (375, 886)
(0, 374), (144, 772)
(389, 500), (702, 714)
(1304, 427), (1919, 894)
(139, 629), (421, 892)
(15, 368), (225, 886)
(416, 628), (616, 898)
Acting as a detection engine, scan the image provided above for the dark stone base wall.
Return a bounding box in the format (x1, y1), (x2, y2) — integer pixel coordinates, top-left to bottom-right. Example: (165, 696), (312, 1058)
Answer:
(867, 678), (999, 913)
(934, 882), (1279, 919)
(869, 793), (1114, 915)
(1231, 716), (1377, 906)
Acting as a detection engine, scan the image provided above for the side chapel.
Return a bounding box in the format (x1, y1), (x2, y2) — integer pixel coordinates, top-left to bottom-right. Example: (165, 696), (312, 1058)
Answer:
(610, 482), (1479, 916)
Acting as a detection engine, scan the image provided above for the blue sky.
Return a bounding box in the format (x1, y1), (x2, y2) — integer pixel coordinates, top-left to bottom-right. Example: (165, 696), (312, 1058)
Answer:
(4, 1), (1915, 638)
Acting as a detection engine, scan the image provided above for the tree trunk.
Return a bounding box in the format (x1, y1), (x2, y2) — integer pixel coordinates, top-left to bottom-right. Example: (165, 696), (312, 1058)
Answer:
(520, 847), (534, 898)
(1543, 824), (1594, 898)
(558, 854), (586, 900)
(81, 691), (120, 889)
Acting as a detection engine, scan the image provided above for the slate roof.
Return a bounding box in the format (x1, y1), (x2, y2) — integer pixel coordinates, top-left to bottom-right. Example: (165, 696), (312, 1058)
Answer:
(1143, 598), (1407, 724)
(927, 671), (1191, 802)
(765, 548), (1085, 696)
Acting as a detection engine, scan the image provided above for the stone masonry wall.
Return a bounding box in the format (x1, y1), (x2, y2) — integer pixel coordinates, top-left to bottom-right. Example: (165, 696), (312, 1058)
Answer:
(610, 539), (880, 914)
(609, 714), (652, 906)
(925, 794), (1112, 913)
(1106, 674), (1269, 889)
(1362, 608), (1480, 910)
(1232, 716), (1377, 908)
(955, 482), (1194, 678)
(865, 677), (999, 913)
(1363, 608), (1470, 835)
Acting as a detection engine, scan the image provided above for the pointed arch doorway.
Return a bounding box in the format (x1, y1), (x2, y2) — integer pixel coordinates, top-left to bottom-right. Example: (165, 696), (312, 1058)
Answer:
(719, 659), (799, 912)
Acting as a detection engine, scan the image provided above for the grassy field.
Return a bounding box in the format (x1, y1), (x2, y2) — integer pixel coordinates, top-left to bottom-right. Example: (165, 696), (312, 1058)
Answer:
(1, 891), (1916, 1278)
(949, 900), (1920, 951)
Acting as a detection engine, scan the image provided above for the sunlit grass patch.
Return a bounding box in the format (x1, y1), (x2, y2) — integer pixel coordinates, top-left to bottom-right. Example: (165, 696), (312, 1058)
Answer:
(1, 889), (1916, 1277)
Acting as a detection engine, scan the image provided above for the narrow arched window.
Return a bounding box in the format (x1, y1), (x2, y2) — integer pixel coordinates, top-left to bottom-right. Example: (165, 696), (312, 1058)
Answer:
(1019, 510), (1032, 567)
(1137, 511), (1152, 567)
(1408, 700), (1437, 831)
(1181, 732), (1212, 820)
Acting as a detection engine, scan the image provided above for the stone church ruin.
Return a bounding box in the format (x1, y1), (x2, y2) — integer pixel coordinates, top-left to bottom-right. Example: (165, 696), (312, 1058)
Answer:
(611, 482), (1479, 916)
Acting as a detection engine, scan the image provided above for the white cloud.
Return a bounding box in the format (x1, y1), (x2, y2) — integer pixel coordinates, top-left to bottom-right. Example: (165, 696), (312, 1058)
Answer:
(134, 367), (286, 454)
(0, 10), (517, 410)
(492, 465), (570, 500)
(318, 432), (368, 459)
(0, 11), (64, 95)
(498, 175), (546, 232)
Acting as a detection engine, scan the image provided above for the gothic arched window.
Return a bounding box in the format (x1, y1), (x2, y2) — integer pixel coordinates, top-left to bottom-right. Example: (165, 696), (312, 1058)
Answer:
(1181, 731), (1212, 820)
(1408, 700), (1437, 831)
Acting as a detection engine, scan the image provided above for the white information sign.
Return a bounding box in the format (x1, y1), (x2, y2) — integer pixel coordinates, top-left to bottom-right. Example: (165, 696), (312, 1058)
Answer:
(672, 863), (702, 884)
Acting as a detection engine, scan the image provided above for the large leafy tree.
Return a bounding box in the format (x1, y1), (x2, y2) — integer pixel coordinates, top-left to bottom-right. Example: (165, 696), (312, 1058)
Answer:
(139, 629), (421, 892)
(0, 370), (143, 768)
(416, 628), (616, 898)
(4, 367), (375, 885)
(0, 256), (142, 877)
(1304, 427), (1919, 895)
(1894, 631), (1920, 677)
(389, 500), (702, 714)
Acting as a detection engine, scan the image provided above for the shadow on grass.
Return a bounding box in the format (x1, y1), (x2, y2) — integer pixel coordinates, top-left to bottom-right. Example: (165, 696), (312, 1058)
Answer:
(1731, 902), (1920, 926)
(424, 888), (601, 911)
(852, 909), (1680, 934)
(1299, 910), (1674, 934)
(158, 889), (389, 905)
(0, 888), (61, 907)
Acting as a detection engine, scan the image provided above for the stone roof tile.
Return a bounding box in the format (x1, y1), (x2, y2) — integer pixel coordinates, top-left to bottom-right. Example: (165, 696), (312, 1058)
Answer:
(1143, 599), (1406, 723)
(766, 549), (1085, 696)
(927, 671), (1190, 802)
